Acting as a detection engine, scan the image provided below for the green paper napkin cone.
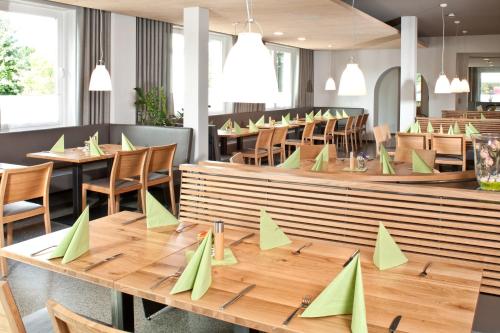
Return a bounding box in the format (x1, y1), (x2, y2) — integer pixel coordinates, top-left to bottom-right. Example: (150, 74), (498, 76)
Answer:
(305, 113), (314, 123)
(49, 206), (90, 264)
(256, 116), (265, 126)
(285, 113), (291, 122)
(89, 137), (104, 156)
(220, 119), (231, 130)
(317, 144), (329, 162)
(323, 110), (333, 119)
(447, 125), (454, 135)
(308, 111), (314, 119)
(50, 135), (65, 153)
(373, 222), (408, 270)
(453, 122), (461, 134)
(314, 110), (322, 119)
(93, 131), (99, 144)
(468, 122), (480, 134)
(412, 150), (433, 174)
(259, 209), (291, 250)
(481, 113), (486, 120)
(121, 133), (136, 151)
(278, 148), (301, 169)
(249, 120), (259, 133)
(146, 191), (179, 230)
(186, 247), (238, 266)
(171, 230), (213, 300)
(379, 145), (395, 174)
(342, 110), (349, 118)
(301, 254), (368, 333)
(233, 122), (242, 134)
(281, 116), (290, 126)
(439, 124), (444, 134)
(335, 110), (342, 119)
(311, 157), (324, 172)
(427, 122), (434, 134)
(404, 125), (411, 133)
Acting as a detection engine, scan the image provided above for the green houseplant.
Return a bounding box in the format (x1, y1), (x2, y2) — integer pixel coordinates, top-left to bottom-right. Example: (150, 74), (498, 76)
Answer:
(135, 86), (176, 126)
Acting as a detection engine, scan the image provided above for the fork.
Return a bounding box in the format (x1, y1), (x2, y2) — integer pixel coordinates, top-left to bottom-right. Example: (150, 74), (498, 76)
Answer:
(282, 295), (311, 325)
(150, 266), (184, 290)
(419, 262), (432, 277)
(291, 242), (312, 255)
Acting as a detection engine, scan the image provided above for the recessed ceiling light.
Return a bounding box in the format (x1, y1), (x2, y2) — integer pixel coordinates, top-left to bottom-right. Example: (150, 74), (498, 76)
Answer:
(328, 44), (333, 48)
(448, 13), (455, 17)
(454, 20), (460, 24)
(462, 30), (468, 34)
(440, 3), (448, 8)
(483, 58), (490, 61)
(297, 37), (306, 41)
(273, 31), (284, 36)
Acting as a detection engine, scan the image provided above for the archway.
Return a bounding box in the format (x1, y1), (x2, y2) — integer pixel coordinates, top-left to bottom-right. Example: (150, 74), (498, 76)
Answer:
(374, 67), (400, 133)
(417, 74), (429, 117)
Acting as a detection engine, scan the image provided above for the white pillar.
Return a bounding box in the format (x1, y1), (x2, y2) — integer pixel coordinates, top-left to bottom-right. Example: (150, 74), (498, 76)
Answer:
(183, 7), (209, 162)
(400, 16), (418, 131)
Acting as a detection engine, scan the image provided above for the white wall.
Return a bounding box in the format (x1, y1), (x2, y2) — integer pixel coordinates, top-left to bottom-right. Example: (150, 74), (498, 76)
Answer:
(314, 34), (500, 133)
(110, 13), (136, 124)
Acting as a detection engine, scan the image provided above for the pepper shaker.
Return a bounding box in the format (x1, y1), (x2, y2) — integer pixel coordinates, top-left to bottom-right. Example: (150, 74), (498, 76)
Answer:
(214, 221), (224, 261)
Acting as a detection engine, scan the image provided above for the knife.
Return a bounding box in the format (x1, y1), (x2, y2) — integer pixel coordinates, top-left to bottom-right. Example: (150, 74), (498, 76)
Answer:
(229, 233), (255, 247)
(219, 284), (256, 310)
(343, 249), (360, 267)
(121, 215), (146, 225)
(84, 253), (124, 272)
(175, 223), (196, 233)
(30, 245), (57, 257)
(389, 315), (402, 333)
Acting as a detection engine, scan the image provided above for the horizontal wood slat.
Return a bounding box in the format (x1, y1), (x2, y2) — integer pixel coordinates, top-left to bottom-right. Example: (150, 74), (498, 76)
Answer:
(179, 164), (500, 296)
(417, 117), (500, 134)
(442, 110), (500, 119)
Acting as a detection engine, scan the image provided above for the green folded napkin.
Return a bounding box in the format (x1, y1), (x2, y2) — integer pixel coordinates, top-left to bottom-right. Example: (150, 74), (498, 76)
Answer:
(259, 208), (291, 250)
(49, 206), (90, 264)
(342, 110), (349, 118)
(301, 253), (368, 333)
(410, 121), (421, 133)
(373, 222), (408, 270)
(335, 110), (342, 119)
(317, 144), (329, 162)
(285, 113), (291, 122)
(92, 131), (99, 145)
(281, 115), (290, 126)
(233, 122), (242, 134)
(50, 135), (65, 153)
(121, 133), (136, 151)
(171, 229), (212, 300)
(249, 119), (259, 133)
(220, 119), (231, 130)
(379, 145), (395, 175)
(439, 124), (444, 134)
(146, 191), (179, 230)
(255, 116), (265, 126)
(403, 125), (411, 133)
(465, 122), (480, 138)
(305, 113), (314, 123)
(427, 122), (434, 134)
(323, 110), (334, 119)
(453, 121), (461, 134)
(278, 148), (301, 169)
(447, 125), (454, 135)
(480, 113), (486, 120)
(314, 110), (322, 119)
(412, 150), (433, 174)
(186, 247), (238, 266)
(89, 137), (104, 156)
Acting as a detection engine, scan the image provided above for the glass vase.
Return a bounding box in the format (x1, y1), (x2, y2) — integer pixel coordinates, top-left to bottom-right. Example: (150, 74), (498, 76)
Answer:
(473, 133), (500, 191)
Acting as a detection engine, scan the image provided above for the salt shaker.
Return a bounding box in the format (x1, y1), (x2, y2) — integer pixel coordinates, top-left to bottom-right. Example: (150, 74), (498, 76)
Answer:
(214, 220), (224, 261)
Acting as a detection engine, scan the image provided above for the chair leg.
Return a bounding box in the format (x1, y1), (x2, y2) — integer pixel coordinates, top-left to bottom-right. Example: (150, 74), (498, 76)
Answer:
(108, 195), (115, 215)
(82, 188), (87, 211)
(0, 223), (7, 277)
(270, 153), (274, 166)
(6, 224), (13, 246)
(115, 195), (120, 214)
(345, 135), (349, 154)
(44, 209), (51, 234)
(137, 190), (143, 212)
(169, 181), (177, 216)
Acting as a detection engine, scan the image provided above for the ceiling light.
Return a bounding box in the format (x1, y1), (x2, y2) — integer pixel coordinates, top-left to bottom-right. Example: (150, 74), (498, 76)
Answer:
(454, 20), (460, 24)
(325, 52), (336, 91)
(450, 77), (462, 93)
(448, 13), (455, 17)
(328, 44), (333, 48)
(435, 4), (451, 94)
(221, 0), (278, 103)
(297, 37), (306, 41)
(462, 30), (468, 34)
(89, 10), (112, 91)
(484, 58), (490, 61)
(273, 31), (284, 36)
(460, 79), (470, 93)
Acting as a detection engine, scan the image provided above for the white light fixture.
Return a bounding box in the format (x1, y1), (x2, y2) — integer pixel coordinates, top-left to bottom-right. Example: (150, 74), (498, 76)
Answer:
(273, 31), (284, 36)
(459, 79), (470, 92)
(89, 10), (112, 91)
(221, 0), (278, 103)
(325, 51), (336, 91)
(297, 37), (306, 41)
(338, 0), (367, 96)
(449, 20), (462, 93)
(434, 3), (451, 94)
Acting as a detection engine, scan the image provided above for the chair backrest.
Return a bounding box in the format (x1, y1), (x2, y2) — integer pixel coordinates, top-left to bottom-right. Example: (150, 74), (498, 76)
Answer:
(147, 144), (177, 175)
(301, 122), (315, 143)
(110, 148), (148, 183)
(396, 133), (427, 150)
(381, 124), (392, 141)
(373, 126), (388, 155)
(0, 163), (53, 206)
(431, 134), (466, 155)
(344, 117), (355, 132)
(395, 148), (436, 167)
(0, 281), (25, 333)
(361, 114), (369, 128)
(299, 144), (337, 160)
(46, 300), (124, 333)
(324, 118), (337, 138)
(354, 115), (363, 129)
(255, 128), (274, 150)
(229, 152), (245, 164)
(271, 126), (288, 147)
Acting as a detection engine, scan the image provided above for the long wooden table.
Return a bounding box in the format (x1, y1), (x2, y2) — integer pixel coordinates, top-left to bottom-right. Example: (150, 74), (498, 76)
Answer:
(1, 211), (482, 332)
(27, 144), (129, 219)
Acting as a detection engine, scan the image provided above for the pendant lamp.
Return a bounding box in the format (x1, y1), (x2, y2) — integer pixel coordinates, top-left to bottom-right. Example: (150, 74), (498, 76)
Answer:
(434, 4), (451, 94)
(221, 0), (278, 103)
(325, 51), (336, 91)
(338, 0), (366, 96)
(89, 10), (112, 91)
(459, 30), (470, 93)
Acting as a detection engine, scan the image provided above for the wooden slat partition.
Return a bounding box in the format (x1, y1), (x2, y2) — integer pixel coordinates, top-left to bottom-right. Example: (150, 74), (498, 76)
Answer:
(179, 163), (500, 296)
(417, 117), (500, 134)
(442, 110), (500, 119)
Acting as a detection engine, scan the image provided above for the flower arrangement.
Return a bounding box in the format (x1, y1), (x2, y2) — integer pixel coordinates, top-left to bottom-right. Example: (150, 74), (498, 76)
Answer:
(474, 134), (500, 191)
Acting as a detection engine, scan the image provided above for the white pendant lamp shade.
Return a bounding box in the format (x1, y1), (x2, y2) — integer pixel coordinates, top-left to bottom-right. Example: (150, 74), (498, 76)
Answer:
(89, 64), (112, 91)
(435, 74), (451, 94)
(325, 77), (336, 91)
(221, 32), (278, 103)
(460, 79), (470, 93)
(450, 77), (462, 93)
(338, 62), (367, 96)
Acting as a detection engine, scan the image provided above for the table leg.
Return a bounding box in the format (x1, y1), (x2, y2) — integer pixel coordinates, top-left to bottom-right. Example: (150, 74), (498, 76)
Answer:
(236, 137), (244, 151)
(72, 164), (83, 220)
(220, 137), (228, 156)
(142, 298), (167, 320)
(111, 290), (134, 332)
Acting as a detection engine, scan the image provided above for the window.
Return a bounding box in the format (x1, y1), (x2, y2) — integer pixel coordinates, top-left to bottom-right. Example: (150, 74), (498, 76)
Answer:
(171, 27), (232, 115)
(0, 0), (76, 131)
(265, 44), (298, 110)
(479, 71), (500, 103)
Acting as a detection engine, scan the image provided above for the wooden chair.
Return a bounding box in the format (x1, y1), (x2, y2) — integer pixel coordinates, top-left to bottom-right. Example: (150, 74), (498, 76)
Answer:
(270, 126), (289, 166)
(333, 116), (355, 154)
(359, 114), (369, 145)
(299, 144), (337, 160)
(229, 152), (245, 164)
(396, 132), (428, 150)
(352, 115), (364, 149)
(241, 128), (274, 166)
(312, 118), (337, 145)
(145, 144), (177, 215)
(0, 162), (53, 277)
(395, 147), (436, 167)
(82, 149), (148, 215)
(431, 134), (467, 171)
(285, 122), (315, 156)
(47, 300), (124, 333)
(0, 280), (53, 333)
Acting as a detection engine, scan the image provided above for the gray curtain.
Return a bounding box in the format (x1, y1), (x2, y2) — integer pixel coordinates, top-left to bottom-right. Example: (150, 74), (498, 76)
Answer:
(136, 17), (173, 119)
(297, 48), (314, 107)
(80, 8), (111, 125)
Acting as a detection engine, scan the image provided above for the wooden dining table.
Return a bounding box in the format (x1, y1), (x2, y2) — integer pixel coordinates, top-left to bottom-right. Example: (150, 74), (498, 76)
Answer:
(0, 210), (482, 333)
(27, 144), (129, 219)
